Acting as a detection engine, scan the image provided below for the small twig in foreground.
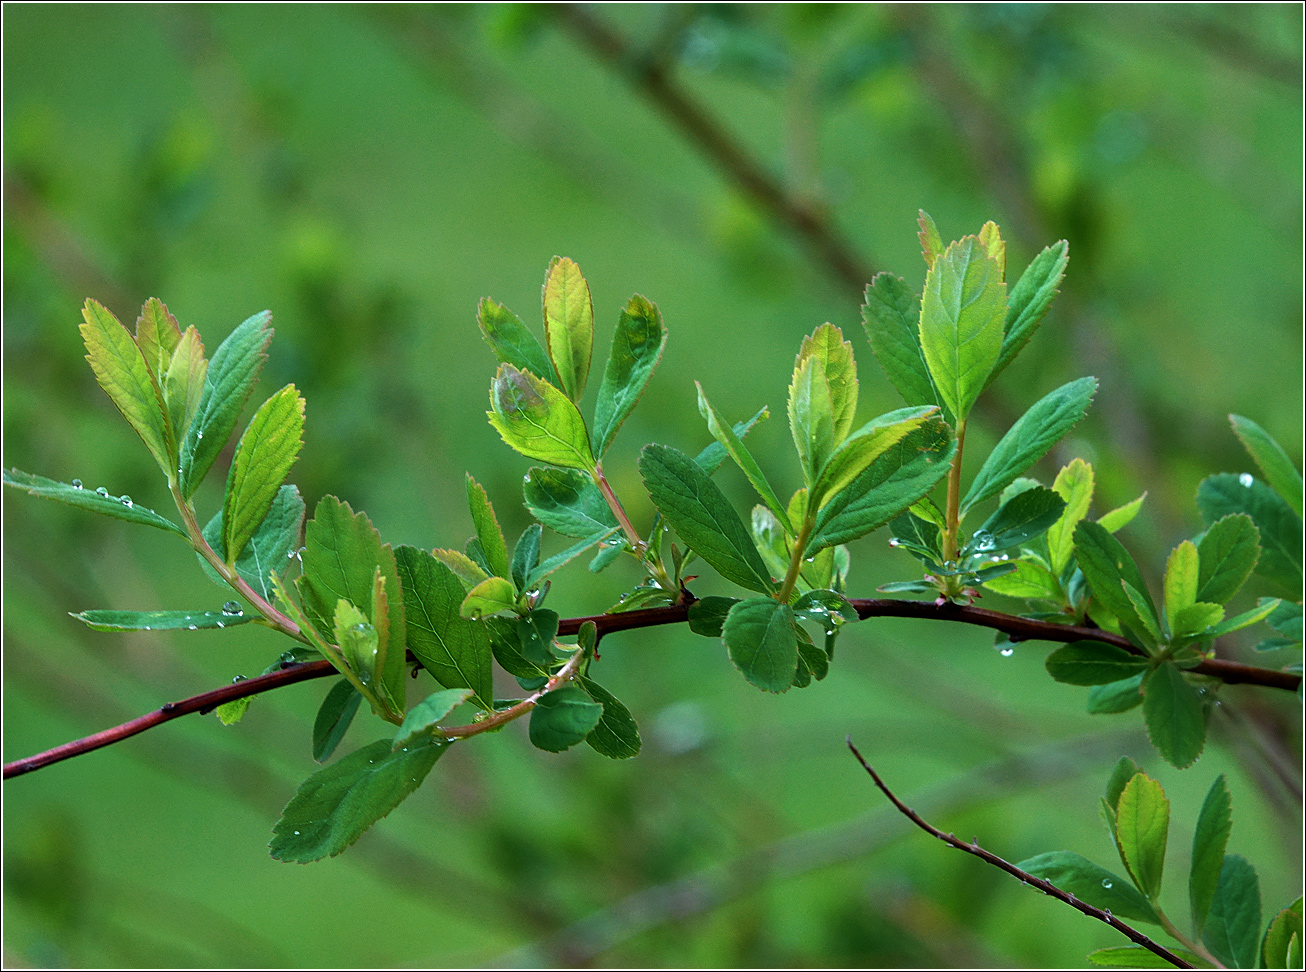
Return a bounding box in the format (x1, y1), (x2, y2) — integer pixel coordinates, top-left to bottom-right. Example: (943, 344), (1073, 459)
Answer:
(845, 738), (1196, 970)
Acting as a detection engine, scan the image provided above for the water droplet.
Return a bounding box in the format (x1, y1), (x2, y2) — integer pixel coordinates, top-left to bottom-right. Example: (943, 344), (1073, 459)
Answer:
(888, 538), (900, 547)
(216, 621), (225, 628)
(1000, 647), (1014, 657)
(293, 830), (300, 835)
(221, 601), (243, 616)
(72, 479), (83, 489)
(187, 624), (198, 630)
(1239, 472), (1253, 487)
(523, 473), (532, 483)
(95, 487), (109, 497)
(120, 495), (133, 507)
(232, 675), (246, 683)
(196, 431), (204, 439)
(143, 626), (152, 631)
(1101, 879), (1112, 889)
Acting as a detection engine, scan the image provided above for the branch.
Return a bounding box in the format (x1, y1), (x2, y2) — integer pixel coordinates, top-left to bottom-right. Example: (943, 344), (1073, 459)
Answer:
(846, 739), (1196, 970)
(6, 598), (1295, 780)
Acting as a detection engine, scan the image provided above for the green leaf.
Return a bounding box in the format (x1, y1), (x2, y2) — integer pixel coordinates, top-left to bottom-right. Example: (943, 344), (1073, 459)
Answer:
(982, 559), (1062, 599)
(1198, 474), (1302, 594)
(222, 384), (304, 565)
(687, 596), (740, 637)
(3, 469), (186, 537)
(1122, 580), (1162, 644)
(722, 597), (798, 693)
(133, 297), (183, 378)
(962, 376), (1098, 514)
(200, 484), (305, 600)
(1074, 520), (1154, 636)
(810, 406), (938, 510)
(488, 364), (595, 470)
(797, 324), (858, 443)
(1190, 774), (1232, 935)
(580, 677), (641, 759)
(466, 474), (511, 580)
(215, 695), (253, 726)
(1045, 641), (1148, 685)
(861, 272), (940, 410)
(1016, 851), (1159, 924)
(1086, 946), (1202, 968)
(542, 256), (593, 401)
(917, 210), (943, 267)
(1163, 540), (1199, 635)
(510, 524), (542, 592)
(1262, 897), (1303, 969)
(988, 240), (1069, 384)
(527, 528), (619, 588)
(918, 236), (1006, 422)
(639, 444), (775, 593)
(966, 486), (1065, 554)
(788, 352), (837, 486)
(1231, 414), (1303, 516)
(1172, 602), (1226, 639)
(1087, 673), (1145, 714)
(178, 310), (273, 498)
(484, 617), (547, 680)
(1115, 773), (1169, 900)
(694, 406), (769, 475)
(270, 736), (448, 862)
(977, 220), (1006, 275)
(807, 419), (956, 553)
(697, 383), (790, 530)
(476, 296), (559, 385)
(430, 548), (488, 592)
(1196, 514), (1261, 606)
(529, 685), (603, 753)
(591, 294), (667, 456)
(1098, 493), (1147, 533)
(79, 299), (174, 475)
(792, 589), (859, 624)
(1265, 598), (1301, 640)
(334, 598), (379, 687)
(888, 511), (945, 565)
(395, 546), (494, 710)
(163, 325), (207, 441)
(1143, 663), (1207, 769)
(71, 608), (256, 632)
(459, 576), (518, 619)
(523, 468), (618, 541)
(1048, 458), (1094, 574)
(518, 609), (560, 666)
(393, 688), (474, 750)
(313, 679), (362, 762)
(1204, 855), (1263, 969)
(1104, 757), (1143, 816)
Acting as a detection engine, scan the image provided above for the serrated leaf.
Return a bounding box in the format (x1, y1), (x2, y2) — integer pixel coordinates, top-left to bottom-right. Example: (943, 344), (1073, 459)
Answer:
(523, 467), (618, 541)
(200, 484), (305, 600)
(476, 296), (559, 385)
(983, 559), (1062, 599)
(1196, 514), (1261, 606)
(178, 310), (273, 498)
(3, 469), (186, 536)
(80, 298), (175, 474)
(1198, 474), (1302, 594)
(1190, 774), (1232, 935)
(334, 598), (379, 686)
(861, 272), (940, 410)
(918, 236), (1006, 422)
(788, 353), (836, 486)
(394, 688), (474, 750)
(1262, 898), (1303, 969)
(797, 323), (857, 442)
(962, 376), (1098, 514)
(542, 256), (593, 401)
(810, 406), (938, 510)
(1231, 414), (1303, 516)
(1044, 641), (1148, 685)
(1143, 663), (1206, 768)
(917, 210), (943, 267)
(1086, 946), (1202, 968)
(697, 383), (790, 530)
(313, 679), (362, 762)
(1171, 602), (1226, 639)
(1016, 851), (1160, 924)
(977, 220), (1005, 275)
(133, 297), (183, 378)
(395, 546), (494, 710)
(1204, 855), (1262, 969)
(1115, 773), (1169, 900)
(1048, 459), (1093, 574)
(1074, 520), (1153, 636)
(488, 364), (594, 470)
(215, 695), (253, 726)
(71, 609), (256, 632)
(639, 444), (774, 593)
(1087, 673), (1145, 714)
(723, 597), (798, 693)
(687, 596), (740, 637)
(459, 575), (518, 619)
(270, 736), (447, 862)
(465, 474), (510, 580)
(591, 294), (667, 456)
(527, 528), (618, 587)
(223, 384), (304, 565)
(1122, 580), (1162, 643)
(431, 548), (488, 592)
(580, 677), (641, 759)
(529, 685), (603, 752)
(163, 325), (206, 441)
(1163, 540), (1199, 635)
(988, 240), (1069, 384)
(966, 486), (1065, 554)
(1098, 493), (1146, 533)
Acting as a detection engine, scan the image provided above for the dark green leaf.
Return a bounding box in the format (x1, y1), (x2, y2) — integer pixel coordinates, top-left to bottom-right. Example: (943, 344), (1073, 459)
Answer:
(1198, 474), (1301, 594)
(71, 608), (256, 632)
(861, 272), (939, 410)
(270, 736), (448, 862)
(393, 688), (474, 750)
(488, 364), (594, 470)
(518, 609), (560, 666)
(876, 580), (939, 594)
(1266, 598), (1302, 640)
(580, 677), (641, 759)
(687, 596), (740, 637)
(1203, 855), (1262, 969)
(1074, 520), (1154, 636)
(476, 296), (559, 385)
(589, 538), (626, 573)
(1104, 757), (1143, 815)
(1197, 514), (1261, 606)
(1087, 673), (1145, 714)
(1143, 663), (1207, 769)
(1190, 774), (1232, 935)
(529, 685), (603, 752)
(1262, 897), (1303, 969)
(179, 310), (273, 498)
(796, 635), (830, 682)
(722, 597), (798, 693)
(591, 294), (667, 456)
(3, 469), (186, 537)
(962, 376), (1098, 514)
(988, 240), (1069, 384)
(485, 617), (548, 679)
(201, 485), (305, 600)
(222, 384), (304, 564)
(511, 524), (542, 591)
(524, 466), (617, 538)
(313, 679), (362, 763)
(1115, 773), (1169, 900)
(1016, 851), (1159, 924)
(792, 589), (858, 624)
(1045, 641), (1149, 685)
(1230, 414), (1303, 516)
(640, 444), (774, 593)
(966, 486), (1065, 554)
(889, 511), (945, 564)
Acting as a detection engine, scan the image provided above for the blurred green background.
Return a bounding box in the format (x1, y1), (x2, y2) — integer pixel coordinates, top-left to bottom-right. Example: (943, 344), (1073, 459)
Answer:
(4, 5), (1301, 967)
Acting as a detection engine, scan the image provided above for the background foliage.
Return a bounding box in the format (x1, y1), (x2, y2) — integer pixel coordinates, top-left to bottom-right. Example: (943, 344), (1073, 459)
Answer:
(3, 5), (1300, 967)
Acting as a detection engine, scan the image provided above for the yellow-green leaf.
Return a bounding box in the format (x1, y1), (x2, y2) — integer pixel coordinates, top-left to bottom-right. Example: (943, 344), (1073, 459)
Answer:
(1048, 458), (1094, 574)
(487, 364), (594, 470)
(163, 325), (207, 441)
(810, 406), (937, 510)
(542, 256), (593, 401)
(977, 220), (1006, 277)
(459, 575), (519, 619)
(797, 324), (858, 443)
(1115, 773), (1170, 901)
(134, 297), (183, 379)
(1164, 540), (1199, 635)
(788, 353), (836, 487)
(917, 210), (943, 268)
(223, 384), (305, 566)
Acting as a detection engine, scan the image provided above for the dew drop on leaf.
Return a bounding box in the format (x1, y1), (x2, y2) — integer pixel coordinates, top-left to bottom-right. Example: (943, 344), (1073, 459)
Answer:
(72, 479), (83, 489)
(120, 495), (132, 507)
(95, 487), (109, 497)
(1000, 647), (1014, 657)
(221, 601), (243, 616)
(1101, 879), (1112, 888)
(187, 624), (198, 630)
(1239, 472), (1253, 487)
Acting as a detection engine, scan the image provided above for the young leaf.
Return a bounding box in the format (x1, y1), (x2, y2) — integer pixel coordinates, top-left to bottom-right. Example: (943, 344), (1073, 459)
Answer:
(1044, 641), (1149, 685)
(988, 240), (1069, 384)
(697, 383), (790, 530)
(1171, 602), (1225, 639)
(1196, 514), (1261, 606)
(1143, 663), (1206, 769)
(580, 677), (641, 759)
(542, 256), (593, 402)
(918, 210), (943, 267)
(71, 608), (256, 632)
(1086, 946), (1202, 968)
(222, 384), (305, 566)
(918, 236), (1006, 422)
(178, 310), (273, 498)
(1016, 851), (1160, 924)
(393, 688), (474, 751)
(1197, 474), (1302, 594)
(1074, 520), (1154, 636)
(200, 484), (305, 600)
(431, 549), (488, 592)
(1207, 600), (1280, 639)
(527, 528), (618, 588)
(163, 325), (207, 441)
(788, 353), (837, 486)
(1098, 493), (1146, 533)
(334, 599), (379, 687)
(529, 685), (603, 753)
(1203, 855), (1263, 970)
(983, 559), (1062, 600)
(861, 272), (939, 410)
(270, 736), (448, 862)
(1262, 898), (1303, 969)
(3, 469), (186, 537)
(591, 294), (667, 456)
(809, 406), (937, 510)
(962, 376), (1098, 514)
(476, 296), (559, 386)
(487, 364), (595, 470)
(395, 546), (494, 710)
(977, 220), (1006, 275)
(465, 474), (511, 580)
(523, 466), (619, 538)
(459, 576), (518, 619)
(965, 486), (1065, 554)
(1048, 458), (1094, 575)
(1163, 540), (1199, 635)
(1230, 414), (1303, 516)
(639, 444), (775, 593)
(313, 679), (363, 763)
(797, 324), (857, 442)
(1190, 774), (1232, 935)
(133, 297), (183, 378)
(722, 597), (798, 693)
(1115, 773), (1169, 901)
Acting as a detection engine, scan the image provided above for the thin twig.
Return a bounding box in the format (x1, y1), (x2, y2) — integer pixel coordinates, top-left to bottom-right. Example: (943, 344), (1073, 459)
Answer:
(846, 739), (1196, 970)
(5, 597), (1296, 779)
